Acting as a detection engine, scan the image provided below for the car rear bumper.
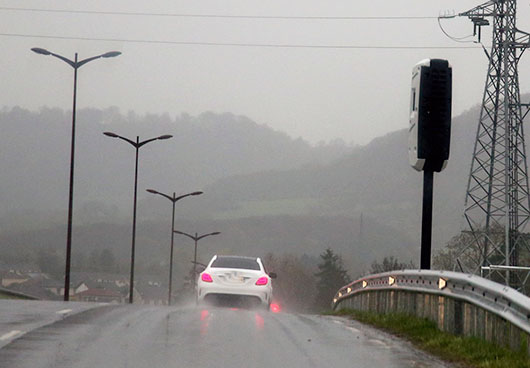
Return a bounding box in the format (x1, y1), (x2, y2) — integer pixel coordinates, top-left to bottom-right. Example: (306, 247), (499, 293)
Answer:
(197, 283), (271, 305)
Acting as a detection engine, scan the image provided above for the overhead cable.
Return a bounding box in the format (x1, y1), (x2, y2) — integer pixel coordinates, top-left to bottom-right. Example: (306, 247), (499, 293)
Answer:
(0, 7), (439, 20)
(0, 32), (482, 49)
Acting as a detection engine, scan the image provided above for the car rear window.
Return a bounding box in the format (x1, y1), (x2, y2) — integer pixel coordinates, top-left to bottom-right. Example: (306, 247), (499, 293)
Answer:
(211, 257), (261, 270)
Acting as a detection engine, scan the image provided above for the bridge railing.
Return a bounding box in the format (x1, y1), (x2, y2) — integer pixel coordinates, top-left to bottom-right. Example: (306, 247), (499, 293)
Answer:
(332, 269), (530, 355)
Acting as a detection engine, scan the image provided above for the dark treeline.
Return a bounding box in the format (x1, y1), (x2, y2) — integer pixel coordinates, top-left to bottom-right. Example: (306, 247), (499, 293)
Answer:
(0, 214), (415, 288)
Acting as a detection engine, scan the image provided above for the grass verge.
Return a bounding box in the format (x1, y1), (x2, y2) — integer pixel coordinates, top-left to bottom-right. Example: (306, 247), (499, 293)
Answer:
(328, 309), (530, 368)
(0, 291), (27, 300)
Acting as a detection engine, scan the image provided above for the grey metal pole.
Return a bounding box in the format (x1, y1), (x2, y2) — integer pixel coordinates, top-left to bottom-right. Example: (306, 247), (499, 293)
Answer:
(32, 48), (121, 301)
(173, 230), (220, 294)
(63, 53), (78, 302)
(129, 137), (140, 304)
(104, 133), (172, 304)
(146, 190), (203, 305)
(193, 234), (198, 293)
(420, 170), (434, 269)
(168, 197), (176, 305)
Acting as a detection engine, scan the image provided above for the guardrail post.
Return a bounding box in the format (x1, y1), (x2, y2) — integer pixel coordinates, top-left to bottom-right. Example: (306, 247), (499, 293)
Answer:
(454, 300), (463, 335)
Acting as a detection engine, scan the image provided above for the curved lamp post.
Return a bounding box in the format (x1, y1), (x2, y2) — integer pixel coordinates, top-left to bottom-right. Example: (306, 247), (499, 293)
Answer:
(173, 230), (221, 293)
(31, 48), (121, 301)
(104, 132), (173, 303)
(146, 189), (203, 305)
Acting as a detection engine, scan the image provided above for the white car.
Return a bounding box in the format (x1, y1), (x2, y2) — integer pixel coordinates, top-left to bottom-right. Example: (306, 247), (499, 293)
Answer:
(197, 255), (276, 309)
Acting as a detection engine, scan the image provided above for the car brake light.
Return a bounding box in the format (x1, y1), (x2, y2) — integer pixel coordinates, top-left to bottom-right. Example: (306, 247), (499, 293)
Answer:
(255, 276), (268, 286)
(201, 273), (213, 282)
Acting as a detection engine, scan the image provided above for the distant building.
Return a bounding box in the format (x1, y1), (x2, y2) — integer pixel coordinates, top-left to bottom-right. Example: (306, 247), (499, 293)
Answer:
(70, 272), (129, 301)
(72, 288), (125, 303)
(135, 281), (166, 305)
(0, 268), (174, 304)
(0, 270), (30, 287)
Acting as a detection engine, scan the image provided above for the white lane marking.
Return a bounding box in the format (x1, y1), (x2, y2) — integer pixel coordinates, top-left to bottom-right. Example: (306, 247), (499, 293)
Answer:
(331, 319), (360, 333)
(56, 309), (73, 315)
(368, 339), (388, 347)
(0, 330), (22, 341)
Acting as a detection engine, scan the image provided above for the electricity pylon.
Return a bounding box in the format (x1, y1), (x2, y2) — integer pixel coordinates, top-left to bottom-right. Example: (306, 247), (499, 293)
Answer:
(445, 0), (530, 289)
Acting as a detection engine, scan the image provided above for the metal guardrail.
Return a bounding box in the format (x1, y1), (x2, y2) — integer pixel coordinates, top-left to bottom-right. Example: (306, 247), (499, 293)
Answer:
(332, 269), (530, 335)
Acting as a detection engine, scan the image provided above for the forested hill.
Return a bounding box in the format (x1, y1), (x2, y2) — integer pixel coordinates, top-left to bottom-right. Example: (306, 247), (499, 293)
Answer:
(203, 103), (520, 247)
(0, 106), (353, 218)
(3, 99), (530, 277)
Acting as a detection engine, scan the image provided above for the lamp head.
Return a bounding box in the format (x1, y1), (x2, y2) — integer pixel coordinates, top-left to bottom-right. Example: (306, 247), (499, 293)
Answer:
(102, 51), (122, 58)
(157, 134), (173, 140)
(31, 47), (51, 56)
(191, 191), (203, 196)
(146, 189), (159, 195)
(103, 131), (119, 138)
(211, 232), (221, 236)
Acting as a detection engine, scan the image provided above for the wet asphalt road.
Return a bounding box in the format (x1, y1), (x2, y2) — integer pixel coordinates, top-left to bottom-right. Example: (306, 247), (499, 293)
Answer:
(0, 300), (452, 368)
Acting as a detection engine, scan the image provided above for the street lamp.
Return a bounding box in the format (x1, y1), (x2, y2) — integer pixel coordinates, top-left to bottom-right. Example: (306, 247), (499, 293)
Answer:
(104, 132), (173, 303)
(173, 231), (221, 293)
(146, 189), (203, 305)
(31, 47), (121, 301)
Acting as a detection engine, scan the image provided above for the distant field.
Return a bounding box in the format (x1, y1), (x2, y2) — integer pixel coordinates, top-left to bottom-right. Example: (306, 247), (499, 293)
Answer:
(0, 290), (30, 300)
(214, 197), (320, 219)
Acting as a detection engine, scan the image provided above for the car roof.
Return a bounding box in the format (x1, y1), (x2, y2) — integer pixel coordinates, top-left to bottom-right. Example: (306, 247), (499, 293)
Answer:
(208, 255), (263, 268)
(214, 255), (258, 260)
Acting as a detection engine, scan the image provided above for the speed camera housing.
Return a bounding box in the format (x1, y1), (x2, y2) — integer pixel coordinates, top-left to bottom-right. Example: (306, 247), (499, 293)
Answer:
(409, 59), (452, 172)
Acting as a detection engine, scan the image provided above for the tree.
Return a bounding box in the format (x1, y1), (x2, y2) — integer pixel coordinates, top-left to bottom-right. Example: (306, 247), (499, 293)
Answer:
(370, 256), (415, 274)
(85, 249), (118, 272)
(432, 225), (530, 292)
(314, 248), (351, 309)
(36, 249), (62, 278)
(99, 248), (117, 273)
(432, 225), (505, 273)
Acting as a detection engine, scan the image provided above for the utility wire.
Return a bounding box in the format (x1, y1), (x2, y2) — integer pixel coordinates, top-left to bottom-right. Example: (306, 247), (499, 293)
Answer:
(0, 7), (438, 20)
(0, 32), (482, 49)
(437, 17), (476, 43)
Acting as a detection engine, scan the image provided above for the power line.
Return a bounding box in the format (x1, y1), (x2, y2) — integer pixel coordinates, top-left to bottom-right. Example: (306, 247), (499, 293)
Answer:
(437, 17), (476, 43)
(0, 7), (438, 20)
(0, 32), (481, 49)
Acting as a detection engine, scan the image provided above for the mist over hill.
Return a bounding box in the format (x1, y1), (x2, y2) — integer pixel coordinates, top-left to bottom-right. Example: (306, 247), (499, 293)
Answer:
(0, 106), (353, 220)
(3, 100), (526, 280)
(0, 105), (416, 279)
(200, 94), (528, 252)
(202, 104), (515, 248)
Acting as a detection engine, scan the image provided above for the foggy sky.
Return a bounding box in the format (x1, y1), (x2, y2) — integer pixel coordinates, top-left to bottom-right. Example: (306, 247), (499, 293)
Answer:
(0, 0), (529, 145)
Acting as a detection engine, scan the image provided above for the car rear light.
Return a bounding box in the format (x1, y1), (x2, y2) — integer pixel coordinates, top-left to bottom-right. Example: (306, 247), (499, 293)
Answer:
(255, 276), (268, 286)
(201, 273), (213, 283)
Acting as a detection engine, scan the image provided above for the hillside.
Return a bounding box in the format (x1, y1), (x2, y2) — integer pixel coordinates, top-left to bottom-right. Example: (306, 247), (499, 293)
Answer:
(0, 105), (418, 279)
(0, 212), (414, 281)
(3, 100), (528, 280)
(0, 106), (352, 221)
(202, 105), (491, 248)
